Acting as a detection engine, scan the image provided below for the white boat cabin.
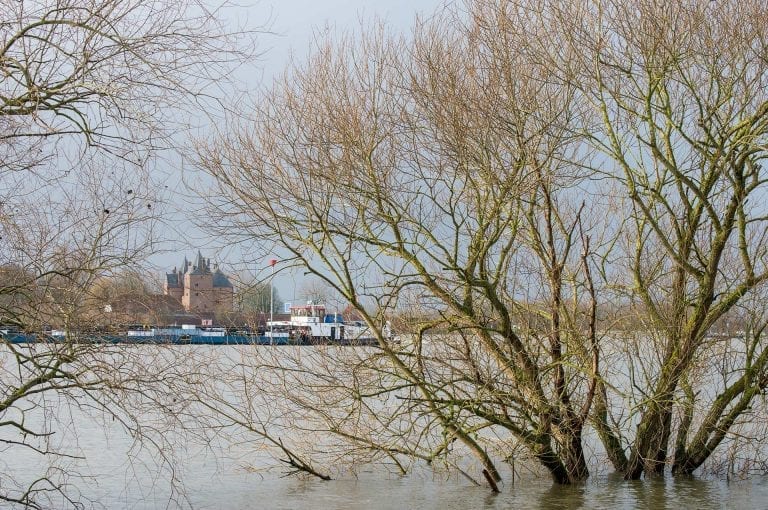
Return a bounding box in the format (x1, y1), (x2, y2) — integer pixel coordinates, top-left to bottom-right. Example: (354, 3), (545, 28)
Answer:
(266, 303), (371, 342)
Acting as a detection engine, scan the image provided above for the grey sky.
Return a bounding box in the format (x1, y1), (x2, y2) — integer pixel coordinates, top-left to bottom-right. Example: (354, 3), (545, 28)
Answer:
(153, 0), (449, 299)
(264, 0), (448, 67)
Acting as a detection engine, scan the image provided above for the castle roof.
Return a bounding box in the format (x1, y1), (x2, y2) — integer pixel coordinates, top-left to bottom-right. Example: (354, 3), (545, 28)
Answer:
(212, 269), (233, 288)
(166, 251), (233, 289)
(165, 272), (181, 287)
(190, 250), (211, 275)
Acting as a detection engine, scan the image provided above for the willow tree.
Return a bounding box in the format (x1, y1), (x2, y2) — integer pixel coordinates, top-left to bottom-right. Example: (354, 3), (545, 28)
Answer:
(198, 10), (604, 485)
(520, 0), (768, 479)
(199, 0), (768, 487)
(1, 1), (256, 506)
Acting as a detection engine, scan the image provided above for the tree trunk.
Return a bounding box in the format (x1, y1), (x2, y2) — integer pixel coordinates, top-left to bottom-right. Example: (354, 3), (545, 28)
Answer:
(533, 426), (590, 484)
(624, 392), (675, 479)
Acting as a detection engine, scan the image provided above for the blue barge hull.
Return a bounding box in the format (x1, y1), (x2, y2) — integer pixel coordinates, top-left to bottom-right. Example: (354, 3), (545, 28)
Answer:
(2, 333), (282, 345)
(2, 333), (378, 346)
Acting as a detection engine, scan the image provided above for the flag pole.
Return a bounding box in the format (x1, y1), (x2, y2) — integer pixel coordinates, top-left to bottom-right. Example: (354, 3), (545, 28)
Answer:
(269, 259), (277, 345)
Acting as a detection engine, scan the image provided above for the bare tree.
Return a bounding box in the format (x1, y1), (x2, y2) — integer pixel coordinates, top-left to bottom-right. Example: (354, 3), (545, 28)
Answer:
(522, 0), (768, 479)
(197, 0), (768, 489)
(1, 0), (258, 506)
(1, 0), (253, 163)
(198, 8), (604, 486)
(297, 278), (334, 306)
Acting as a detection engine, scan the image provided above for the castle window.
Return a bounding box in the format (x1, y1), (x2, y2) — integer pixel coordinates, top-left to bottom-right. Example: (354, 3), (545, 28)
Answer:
(195, 292), (200, 296)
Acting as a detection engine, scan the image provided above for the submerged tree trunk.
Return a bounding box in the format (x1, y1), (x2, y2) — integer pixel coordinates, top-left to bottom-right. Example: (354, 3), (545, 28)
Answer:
(535, 447), (588, 485)
(555, 427), (590, 484)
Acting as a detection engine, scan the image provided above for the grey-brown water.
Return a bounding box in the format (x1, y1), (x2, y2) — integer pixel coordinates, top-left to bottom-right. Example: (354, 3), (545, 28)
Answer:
(3, 345), (768, 509)
(11, 434), (768, 510)
(11, 452), (768, 510)
(157, 475), (768, 510)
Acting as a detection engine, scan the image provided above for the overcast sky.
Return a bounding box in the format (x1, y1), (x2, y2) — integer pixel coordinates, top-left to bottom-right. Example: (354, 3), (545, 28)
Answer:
(154, 1), (451, 300)
(263, 0), (450, 75)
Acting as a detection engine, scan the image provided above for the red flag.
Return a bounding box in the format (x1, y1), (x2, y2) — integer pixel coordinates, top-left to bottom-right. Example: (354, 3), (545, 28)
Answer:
(269, 259), (277, 266)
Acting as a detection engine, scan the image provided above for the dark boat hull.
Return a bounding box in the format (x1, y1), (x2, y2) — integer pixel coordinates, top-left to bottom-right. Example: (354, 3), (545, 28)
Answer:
(2, 333), (378, 346)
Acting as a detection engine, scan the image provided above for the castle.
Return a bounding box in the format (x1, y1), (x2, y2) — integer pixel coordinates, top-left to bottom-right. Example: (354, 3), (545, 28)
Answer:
(164, 251), (234, 313)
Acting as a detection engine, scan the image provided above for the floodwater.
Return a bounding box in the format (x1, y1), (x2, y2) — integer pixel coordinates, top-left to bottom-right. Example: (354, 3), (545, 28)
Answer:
(12, 434), (768, 510)
(177, 474), (768, 510)
(3, 345), (768, 509)
(12, 454), (768, 510)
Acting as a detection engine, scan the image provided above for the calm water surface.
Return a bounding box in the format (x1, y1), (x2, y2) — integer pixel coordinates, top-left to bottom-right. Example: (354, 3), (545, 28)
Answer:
(13, 415), (766, 510)
(4, 345), (768, 509)
(183, 475), (768, 510)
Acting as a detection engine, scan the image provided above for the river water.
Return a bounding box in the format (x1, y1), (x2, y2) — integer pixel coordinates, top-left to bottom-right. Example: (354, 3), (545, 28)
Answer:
(3, 345), (768, 509)
(13, 434), (768, 510)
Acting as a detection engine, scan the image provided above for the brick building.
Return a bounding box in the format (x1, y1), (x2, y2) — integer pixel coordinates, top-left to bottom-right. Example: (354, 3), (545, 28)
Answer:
(164, 251), (234, 314)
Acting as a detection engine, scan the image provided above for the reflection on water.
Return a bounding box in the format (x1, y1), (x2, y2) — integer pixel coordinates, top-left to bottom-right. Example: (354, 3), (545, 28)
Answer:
(9, 427), (768, 510)
(264, 475), (763, 510)
(184, 473), (766, 510)
(3, 345), (768, 509)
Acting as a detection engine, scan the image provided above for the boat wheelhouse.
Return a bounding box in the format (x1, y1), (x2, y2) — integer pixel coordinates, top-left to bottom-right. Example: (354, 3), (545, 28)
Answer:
(265, 303), (373, 344)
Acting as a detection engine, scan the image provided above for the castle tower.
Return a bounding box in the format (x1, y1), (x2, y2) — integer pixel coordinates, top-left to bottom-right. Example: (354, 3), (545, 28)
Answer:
(164, 251), (234, 314)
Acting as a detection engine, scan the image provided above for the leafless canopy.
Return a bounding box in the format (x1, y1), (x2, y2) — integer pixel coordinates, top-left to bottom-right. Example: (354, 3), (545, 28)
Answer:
(198, 0), (768, 488)
(1, 0), (259, 506)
